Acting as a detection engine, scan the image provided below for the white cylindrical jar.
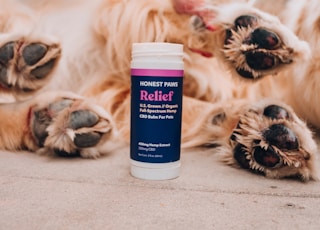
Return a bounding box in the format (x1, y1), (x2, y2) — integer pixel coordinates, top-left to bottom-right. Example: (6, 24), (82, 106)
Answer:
(130, 42), (184, 180)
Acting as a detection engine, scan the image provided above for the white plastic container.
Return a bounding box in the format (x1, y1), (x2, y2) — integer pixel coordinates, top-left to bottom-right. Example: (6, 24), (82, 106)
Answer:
(130, 43), (184, 180)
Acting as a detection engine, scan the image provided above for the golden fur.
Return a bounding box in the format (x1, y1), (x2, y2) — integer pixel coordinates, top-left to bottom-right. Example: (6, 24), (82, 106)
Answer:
(0, 0), (319, 181)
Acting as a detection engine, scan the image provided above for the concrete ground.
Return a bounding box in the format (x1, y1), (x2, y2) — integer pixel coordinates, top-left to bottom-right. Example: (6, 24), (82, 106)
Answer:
(0, 145), (320, 230)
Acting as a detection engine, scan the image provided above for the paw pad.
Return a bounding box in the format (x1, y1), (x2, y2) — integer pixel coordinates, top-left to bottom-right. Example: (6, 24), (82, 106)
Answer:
(69, 110), (99, 129)
(253, 146), (282, 168)
(263, 105), (290, 120)
(245, 51), (278, 70)
(251, 28), (280, 50)
(0, 42), (14, 64)
(32, 99), (73, 146)
(233, 144), (250, 169)
(68, 110), (103, 148)
(74, 132), (102, 148)
(235, 15), (258, 29)
(263, 124), (299, 150)
(22, 43), (48, 66)
(0, 42), (15, 88)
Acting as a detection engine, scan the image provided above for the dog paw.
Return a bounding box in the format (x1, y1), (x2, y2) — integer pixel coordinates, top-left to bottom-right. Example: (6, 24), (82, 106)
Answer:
(30, 93), (118, 158)
(221, 9), (310, 80)
(228, 100), (318, 181)
(0, 36), (61, 96)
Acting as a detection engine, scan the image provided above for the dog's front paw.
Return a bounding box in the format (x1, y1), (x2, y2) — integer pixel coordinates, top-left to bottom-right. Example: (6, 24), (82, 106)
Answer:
(228, 100), (318, 181)
(30, 92), (119, 158)
(0, 35), (61, 97)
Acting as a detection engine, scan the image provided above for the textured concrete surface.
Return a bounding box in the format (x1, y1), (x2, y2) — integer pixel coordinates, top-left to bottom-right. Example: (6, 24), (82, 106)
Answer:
(0, 145), (320, 230)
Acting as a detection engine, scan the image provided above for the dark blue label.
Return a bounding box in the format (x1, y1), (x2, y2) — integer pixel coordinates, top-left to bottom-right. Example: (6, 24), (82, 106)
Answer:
(130, 74), (183, 163)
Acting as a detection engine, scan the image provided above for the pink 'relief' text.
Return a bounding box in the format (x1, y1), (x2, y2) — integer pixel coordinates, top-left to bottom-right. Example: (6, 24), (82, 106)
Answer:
(140, 90), (174, 101)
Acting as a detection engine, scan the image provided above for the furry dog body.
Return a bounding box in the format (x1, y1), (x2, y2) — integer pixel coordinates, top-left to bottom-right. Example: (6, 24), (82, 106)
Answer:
(0, 0), (319, 180)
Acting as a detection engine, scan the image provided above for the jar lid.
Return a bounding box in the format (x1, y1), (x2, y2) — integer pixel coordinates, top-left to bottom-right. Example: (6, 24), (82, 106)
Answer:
(132, 42), (183, 57)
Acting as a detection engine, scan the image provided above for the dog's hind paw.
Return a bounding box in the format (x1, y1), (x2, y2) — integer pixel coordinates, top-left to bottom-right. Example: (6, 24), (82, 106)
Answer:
(30, 92), (119, 158)
(0, 35), (61, 97)
(219, 5), (310, 80)
(227, 100), (318, 181)
(187, 3), (310, 80)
